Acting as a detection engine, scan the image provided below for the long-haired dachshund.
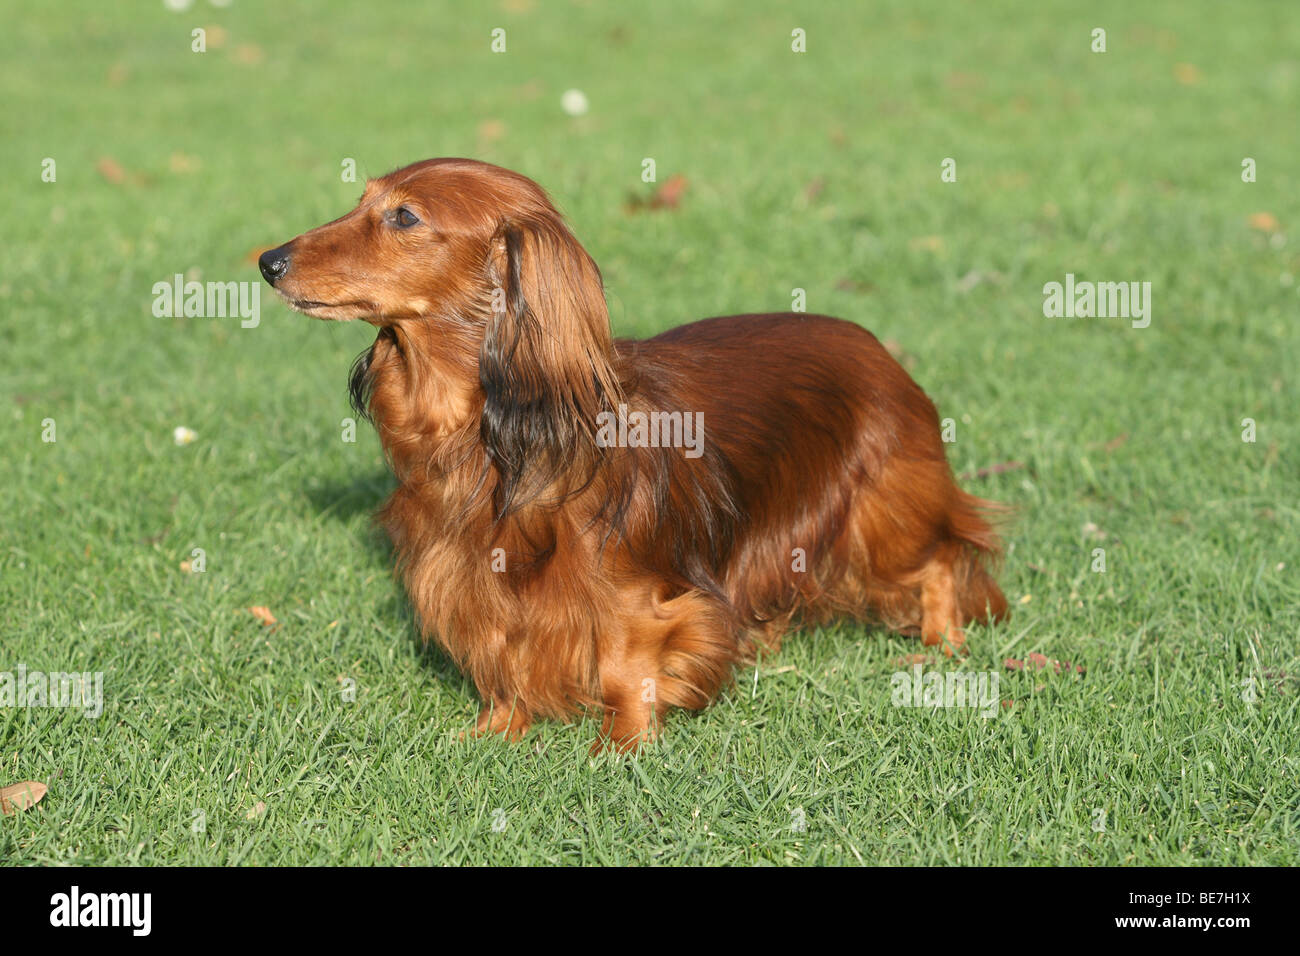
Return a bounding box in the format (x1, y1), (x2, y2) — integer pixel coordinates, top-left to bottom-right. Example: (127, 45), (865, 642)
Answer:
(259, 158), (1008, 751)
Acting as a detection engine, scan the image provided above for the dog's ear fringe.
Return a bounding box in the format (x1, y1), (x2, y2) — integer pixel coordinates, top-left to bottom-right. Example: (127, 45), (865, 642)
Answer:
(348, 334), (382, 422)
(478, 218), (619, 522)
(348, 346), (373, 422)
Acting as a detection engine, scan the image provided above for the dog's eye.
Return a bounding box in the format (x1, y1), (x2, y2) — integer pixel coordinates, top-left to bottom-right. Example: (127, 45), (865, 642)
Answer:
(391, 206), (420, 229)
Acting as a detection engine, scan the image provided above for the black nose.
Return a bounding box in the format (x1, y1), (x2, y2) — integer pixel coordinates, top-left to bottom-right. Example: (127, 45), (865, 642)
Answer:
(258, 245), (291, 284)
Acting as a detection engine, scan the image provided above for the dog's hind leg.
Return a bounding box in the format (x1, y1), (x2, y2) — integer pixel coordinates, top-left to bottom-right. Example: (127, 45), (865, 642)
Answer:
(919, 549), (965, 656)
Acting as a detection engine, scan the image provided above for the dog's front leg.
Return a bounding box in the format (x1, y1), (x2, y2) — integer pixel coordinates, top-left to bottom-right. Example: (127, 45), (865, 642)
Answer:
(472, 698), (532, 741)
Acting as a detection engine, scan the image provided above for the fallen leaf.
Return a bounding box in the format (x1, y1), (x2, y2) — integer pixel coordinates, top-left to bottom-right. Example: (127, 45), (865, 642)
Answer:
(1262, 668), (1293, 691)
(477, 119), (506, 144)
(1, 781), (47, 815)
(894, 654), (931, 667)
(246, 800), (266, 820)
(835, 278), (875, 294)
(945, 71), (985, 90)
(248, 606), (277, 627)
(625, 175), (688, 214)
(96, 157), (127, 184)
(652, 175), (688, 209)
(169, 152), (200, 174)
(1088, 433), (1128, 453)
(204, 25), (229, 50)
(1248, 212), (1280, 233)
(232, 43), (264, 65)
(801, 176), (827, 204)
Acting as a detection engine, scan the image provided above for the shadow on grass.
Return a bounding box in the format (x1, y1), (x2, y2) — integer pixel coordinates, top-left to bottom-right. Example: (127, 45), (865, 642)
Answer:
(304, 470), (472, 696)
(305, 470), (394, 524)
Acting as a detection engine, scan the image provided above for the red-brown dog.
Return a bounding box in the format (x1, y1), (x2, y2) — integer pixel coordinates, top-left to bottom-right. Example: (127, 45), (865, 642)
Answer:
(259, 158), (1007, 751)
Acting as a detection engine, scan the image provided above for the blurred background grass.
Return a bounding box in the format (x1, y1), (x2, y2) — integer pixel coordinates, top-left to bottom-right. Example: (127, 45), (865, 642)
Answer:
(0, 0), (1297, 864)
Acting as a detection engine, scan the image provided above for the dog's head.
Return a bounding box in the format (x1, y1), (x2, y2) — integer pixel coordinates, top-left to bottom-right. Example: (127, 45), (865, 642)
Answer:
(260, 158), (589, 322)
(260, 158), (621, 515)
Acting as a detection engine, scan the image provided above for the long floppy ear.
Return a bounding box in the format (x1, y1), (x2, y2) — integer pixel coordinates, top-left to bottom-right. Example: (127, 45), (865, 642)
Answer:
(480, 217), (621, 518)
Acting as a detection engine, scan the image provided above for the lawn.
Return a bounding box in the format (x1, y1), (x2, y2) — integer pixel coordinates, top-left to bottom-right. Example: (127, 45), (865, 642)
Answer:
(1, 0), (1297, 865)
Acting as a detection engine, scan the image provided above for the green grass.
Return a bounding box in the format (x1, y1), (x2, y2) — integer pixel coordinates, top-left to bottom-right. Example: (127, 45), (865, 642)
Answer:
(2, 0), (1297, 865)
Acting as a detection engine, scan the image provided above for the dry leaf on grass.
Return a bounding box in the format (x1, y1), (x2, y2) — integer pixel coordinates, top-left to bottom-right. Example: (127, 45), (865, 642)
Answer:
(625, 175), (689, 213)
(1085, 433), (1129, 453)
(1, 781), (48, 815)
(477, 119), (506, 144)
(169, 152), (200, 174)
(232, 43), (264, 65)
(835, 278), (876, 295)
(894, 654), (931, 667)
(199, 25), (228, 49)
(1248, 212), (1280, 233)
(801, 176), (827, 204)
(246, 801), (267, 820)
(248, 606), (277, 627)
(96, 157), (127, 185)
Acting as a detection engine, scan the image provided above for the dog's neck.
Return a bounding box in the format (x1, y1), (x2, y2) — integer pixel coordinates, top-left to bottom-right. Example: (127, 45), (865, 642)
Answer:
(358, 322), (484, 485)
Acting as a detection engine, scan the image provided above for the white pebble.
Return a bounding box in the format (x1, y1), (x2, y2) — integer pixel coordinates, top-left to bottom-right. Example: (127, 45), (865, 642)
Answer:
(560, 89), (589, 116)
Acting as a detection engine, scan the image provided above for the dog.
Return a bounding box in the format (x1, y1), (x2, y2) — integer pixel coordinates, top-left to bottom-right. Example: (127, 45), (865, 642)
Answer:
(259, 158), (1008, 751)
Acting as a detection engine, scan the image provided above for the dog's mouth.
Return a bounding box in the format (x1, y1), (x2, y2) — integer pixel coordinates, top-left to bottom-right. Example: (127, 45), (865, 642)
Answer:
(277, 292), (382, 324)
(279, 292), (345, 316)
